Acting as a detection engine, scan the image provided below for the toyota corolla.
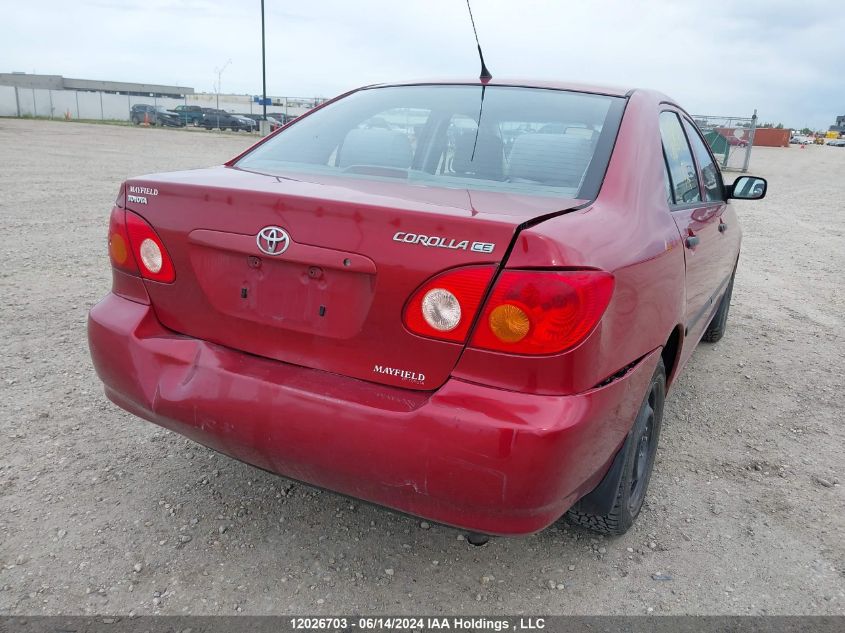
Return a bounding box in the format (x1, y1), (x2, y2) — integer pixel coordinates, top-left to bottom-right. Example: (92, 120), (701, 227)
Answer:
(88, 80), (767, 537)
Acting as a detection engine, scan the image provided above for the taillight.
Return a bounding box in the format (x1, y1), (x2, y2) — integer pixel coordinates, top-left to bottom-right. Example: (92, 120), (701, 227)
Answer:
(403, 266), (495, 342)
(470, 270), (614, 355)
(108, 208), (175, 283)
(125, 212), (175, 283)
(108, 207), (138, 275)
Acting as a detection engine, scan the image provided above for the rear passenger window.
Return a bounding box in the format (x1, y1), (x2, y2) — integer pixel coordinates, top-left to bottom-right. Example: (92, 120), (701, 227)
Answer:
(683, 119), (724, 201)
(659, 112), (700, 205)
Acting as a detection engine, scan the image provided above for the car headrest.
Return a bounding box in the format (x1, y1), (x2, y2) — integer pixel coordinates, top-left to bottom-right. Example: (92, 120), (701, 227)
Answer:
(337, 128), (413, 169)
(508, 133), (592, 187)
(451, 130), (504, 181)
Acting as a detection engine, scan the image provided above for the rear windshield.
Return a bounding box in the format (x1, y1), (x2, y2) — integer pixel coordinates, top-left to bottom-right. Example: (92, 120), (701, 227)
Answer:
(236, 85), (625, 199)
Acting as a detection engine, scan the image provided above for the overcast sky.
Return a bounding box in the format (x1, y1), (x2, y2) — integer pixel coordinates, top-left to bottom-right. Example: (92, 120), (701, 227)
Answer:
(3, 0), (842, 129)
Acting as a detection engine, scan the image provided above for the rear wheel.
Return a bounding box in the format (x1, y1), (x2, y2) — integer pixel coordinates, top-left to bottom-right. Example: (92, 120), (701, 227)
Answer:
(702, 272), (735, 343)
(566, 358), (666, 535)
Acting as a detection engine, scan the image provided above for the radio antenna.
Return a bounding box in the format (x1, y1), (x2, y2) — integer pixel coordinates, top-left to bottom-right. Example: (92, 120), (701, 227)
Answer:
(466, 0), (492, 81)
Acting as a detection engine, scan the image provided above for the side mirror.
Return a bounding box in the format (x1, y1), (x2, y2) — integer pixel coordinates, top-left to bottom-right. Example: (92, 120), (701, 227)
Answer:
(727, 176), (767, 200)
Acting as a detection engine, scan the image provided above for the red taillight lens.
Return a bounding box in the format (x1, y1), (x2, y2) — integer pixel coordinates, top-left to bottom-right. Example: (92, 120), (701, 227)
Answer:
(403, 266), (495, 343)
(124, 211), (175, 283)
(108, 207), (138, 275)
(470, 270), (614, 355)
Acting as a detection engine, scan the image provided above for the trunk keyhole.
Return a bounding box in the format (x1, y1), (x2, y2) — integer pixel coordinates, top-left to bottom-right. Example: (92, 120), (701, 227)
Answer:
(241, 287), (248, 299)
(319, 305), (326, 317)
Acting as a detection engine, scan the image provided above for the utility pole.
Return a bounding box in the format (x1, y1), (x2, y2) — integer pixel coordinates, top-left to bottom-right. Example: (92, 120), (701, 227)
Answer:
(261, 0), (267, 121)
(214, 59), (232, 111)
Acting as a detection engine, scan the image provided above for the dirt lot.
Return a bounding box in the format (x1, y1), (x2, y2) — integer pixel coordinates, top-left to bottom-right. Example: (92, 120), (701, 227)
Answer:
(0, 119), (843, 616)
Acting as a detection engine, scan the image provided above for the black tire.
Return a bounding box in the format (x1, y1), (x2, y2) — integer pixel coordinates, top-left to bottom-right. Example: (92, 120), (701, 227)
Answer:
(132, 116), (139, 125)
(566, 358), (666, 535)
(702, 272), (735, 343)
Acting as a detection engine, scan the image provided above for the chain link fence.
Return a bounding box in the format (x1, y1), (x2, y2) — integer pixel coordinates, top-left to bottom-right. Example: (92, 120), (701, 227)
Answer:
(0, 85), (323, 122)
(692, 111), (758, 172)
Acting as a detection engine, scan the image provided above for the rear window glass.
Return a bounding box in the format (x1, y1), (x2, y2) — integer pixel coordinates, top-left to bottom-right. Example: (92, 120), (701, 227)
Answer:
(236, 85), (625, 199)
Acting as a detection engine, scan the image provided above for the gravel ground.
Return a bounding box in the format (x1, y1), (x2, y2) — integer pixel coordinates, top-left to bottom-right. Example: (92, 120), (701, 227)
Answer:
(1, 119), (843, 616)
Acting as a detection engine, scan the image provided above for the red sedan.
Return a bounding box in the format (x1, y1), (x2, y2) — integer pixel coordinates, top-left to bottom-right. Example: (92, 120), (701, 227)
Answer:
(88, 80), (767, 537)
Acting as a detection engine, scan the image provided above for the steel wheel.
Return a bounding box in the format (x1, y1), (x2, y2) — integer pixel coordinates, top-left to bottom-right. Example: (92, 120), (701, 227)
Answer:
(627, 383), (658, 516)
(566, 357), (666, 535)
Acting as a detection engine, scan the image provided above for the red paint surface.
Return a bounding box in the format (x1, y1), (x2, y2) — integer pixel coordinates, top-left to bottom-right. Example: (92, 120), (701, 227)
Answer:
(89, 294), (660, 535)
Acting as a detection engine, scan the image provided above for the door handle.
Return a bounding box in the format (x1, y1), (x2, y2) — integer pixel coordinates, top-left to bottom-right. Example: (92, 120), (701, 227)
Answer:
(718, 222), (728, 233)
(685, 236), (700, 248)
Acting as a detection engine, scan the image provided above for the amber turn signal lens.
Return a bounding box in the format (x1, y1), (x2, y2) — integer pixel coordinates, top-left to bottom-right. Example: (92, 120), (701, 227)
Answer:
(109, 233), (128, 265)
(488, 303), (530, 343)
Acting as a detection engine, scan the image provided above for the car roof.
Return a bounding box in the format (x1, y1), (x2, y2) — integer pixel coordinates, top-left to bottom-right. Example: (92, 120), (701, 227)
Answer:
(365, 78), (635, 98)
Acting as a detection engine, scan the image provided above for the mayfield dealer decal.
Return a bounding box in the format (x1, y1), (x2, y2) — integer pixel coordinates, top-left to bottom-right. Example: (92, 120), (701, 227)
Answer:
(373, 364), (426, 384)
(127, 185), (159, 205)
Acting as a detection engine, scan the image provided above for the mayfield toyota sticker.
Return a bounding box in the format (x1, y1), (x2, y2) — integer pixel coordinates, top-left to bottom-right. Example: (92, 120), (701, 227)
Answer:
(127, 185), (158, 205)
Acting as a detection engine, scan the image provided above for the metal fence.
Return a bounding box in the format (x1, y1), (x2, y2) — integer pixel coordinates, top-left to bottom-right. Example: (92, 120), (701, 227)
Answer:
(0, 85), (323, 122)
(692, 110), (758, 172)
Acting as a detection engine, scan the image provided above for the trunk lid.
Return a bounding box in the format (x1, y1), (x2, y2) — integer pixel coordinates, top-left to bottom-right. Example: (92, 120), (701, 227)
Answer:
(125, 166), (583, 390)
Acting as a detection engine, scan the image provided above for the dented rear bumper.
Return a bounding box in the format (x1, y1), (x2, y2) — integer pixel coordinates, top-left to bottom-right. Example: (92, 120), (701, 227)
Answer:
(88, 292), (659, 536)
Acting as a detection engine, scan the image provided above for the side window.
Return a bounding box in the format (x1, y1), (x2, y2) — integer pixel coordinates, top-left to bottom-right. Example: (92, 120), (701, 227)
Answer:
(662, 154), (674, 206)
(683, 119), (724, 201)
(659, 112), (700, 205)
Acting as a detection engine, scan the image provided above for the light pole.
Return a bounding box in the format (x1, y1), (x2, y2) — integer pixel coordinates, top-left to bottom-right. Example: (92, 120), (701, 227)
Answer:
(214, 58), (232, 111)
(261, 0), (267, 122)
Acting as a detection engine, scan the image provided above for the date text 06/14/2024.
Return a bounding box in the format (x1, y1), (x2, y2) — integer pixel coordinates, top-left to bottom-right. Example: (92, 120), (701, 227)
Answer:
(289, 617), (547, 631)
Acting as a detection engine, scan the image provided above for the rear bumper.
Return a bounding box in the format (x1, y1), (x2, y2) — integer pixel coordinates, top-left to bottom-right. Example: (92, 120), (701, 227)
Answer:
(88, 293), (659, 536)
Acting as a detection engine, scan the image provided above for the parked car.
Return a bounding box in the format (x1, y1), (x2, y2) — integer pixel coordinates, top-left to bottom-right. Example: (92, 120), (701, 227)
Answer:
(232, 114), (259, 132)
(199, 109), (255, 131)
(240, 114), (286, 131)
(172, 104), (204, 126)
(789, 135), (812, 145)
(129, 104), (184, 127)
(89, 80), (767, 538)
(827, 139), (845, 147)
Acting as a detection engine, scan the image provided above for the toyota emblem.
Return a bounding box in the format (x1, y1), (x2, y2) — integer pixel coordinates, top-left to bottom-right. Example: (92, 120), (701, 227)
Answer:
(256, 226), (290, 256)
